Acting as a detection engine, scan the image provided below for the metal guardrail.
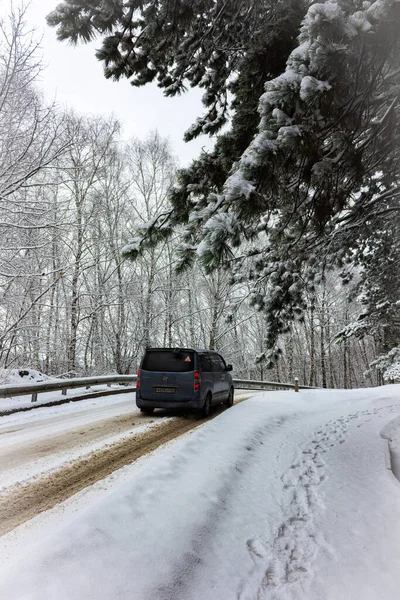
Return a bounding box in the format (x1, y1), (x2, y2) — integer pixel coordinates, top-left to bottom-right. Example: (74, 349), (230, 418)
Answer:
(0, 374), (313, 404)
(0, 375), (315, 402)
(233, 378), (314, 391)
(0, 375), (138, 402)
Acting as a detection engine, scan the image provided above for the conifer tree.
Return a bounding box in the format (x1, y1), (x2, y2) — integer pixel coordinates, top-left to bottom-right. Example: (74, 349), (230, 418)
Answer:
(48, 0), (400, 355)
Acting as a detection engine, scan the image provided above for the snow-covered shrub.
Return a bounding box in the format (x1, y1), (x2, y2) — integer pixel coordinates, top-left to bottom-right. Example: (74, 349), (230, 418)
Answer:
(367, 348), (400, 383)
(0, 368), (54, 385)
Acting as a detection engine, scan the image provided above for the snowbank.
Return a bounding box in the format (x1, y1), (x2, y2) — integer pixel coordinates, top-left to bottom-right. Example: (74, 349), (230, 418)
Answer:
(1, 386), (400, 600)
(0, 368), (55, 386)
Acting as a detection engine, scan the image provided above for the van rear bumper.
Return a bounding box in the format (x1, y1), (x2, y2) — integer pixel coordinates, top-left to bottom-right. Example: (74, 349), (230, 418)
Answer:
(136, 396), (203, 410)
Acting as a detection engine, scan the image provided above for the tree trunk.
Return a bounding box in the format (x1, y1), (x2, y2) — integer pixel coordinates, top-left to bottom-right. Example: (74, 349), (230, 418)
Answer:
(68, 189), (83, 374)
(320, 285), (327, 388)
(309, 302), (316, 387)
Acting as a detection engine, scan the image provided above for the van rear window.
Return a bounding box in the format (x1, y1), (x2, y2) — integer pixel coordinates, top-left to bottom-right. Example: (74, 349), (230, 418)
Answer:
(142, 350), (194, 372)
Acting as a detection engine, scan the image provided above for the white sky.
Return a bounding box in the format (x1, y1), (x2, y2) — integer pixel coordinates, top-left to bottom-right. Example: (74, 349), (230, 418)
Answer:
(25, 0), (214, 166)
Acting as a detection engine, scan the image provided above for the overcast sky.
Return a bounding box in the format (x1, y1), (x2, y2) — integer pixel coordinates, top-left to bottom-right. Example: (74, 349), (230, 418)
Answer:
(25, 0), (213, 166)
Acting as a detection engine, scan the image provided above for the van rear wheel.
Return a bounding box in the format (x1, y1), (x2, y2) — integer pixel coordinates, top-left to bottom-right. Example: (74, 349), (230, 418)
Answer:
(225, 388), (234, 407)
(202, 393), (212, 418)
(140, 407), (154, 415)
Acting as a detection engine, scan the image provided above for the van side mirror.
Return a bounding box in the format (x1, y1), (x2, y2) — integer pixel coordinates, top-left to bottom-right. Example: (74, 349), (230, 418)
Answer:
(226, 364), (233, 371)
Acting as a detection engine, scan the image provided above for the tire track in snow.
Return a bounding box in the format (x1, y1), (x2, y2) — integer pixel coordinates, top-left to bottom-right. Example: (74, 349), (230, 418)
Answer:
(0, 397), (253, 536)
(0, 416), (209, 536)
(147, 416), (292, 600)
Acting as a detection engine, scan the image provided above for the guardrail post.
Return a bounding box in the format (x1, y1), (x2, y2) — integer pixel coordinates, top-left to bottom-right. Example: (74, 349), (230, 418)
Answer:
(294, 377), (299, 392)
(62, 389), (67, 396)
(31, 392), (38, 402)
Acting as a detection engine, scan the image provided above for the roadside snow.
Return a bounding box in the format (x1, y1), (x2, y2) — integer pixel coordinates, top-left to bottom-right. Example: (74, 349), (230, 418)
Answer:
(0, 383), (133, 411)
(1, 386), (400, 600)
(381, 415), (400, 483)
(0, 368), (56, 385)
(0, 389), (137, 426)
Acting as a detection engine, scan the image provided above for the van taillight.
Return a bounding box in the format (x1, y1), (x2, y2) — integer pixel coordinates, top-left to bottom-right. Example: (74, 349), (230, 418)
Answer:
(194, 370), (200, 391)
(137, 369), (140, 389)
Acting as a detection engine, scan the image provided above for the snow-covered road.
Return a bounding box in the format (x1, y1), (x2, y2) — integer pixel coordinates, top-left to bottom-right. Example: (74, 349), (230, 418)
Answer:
(0, 390), (251, 491)
(1, 386), (400, 600)
(0, 391), (143, 490)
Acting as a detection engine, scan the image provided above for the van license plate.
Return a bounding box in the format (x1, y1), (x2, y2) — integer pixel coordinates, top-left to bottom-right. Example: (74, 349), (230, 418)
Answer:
(155, 387), (176, 393)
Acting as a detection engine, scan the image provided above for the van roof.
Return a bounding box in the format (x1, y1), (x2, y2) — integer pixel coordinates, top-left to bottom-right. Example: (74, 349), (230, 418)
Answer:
(145, 347), (215, 354)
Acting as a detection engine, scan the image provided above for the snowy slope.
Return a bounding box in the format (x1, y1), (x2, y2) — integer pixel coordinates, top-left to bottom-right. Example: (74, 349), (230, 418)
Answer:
(1, 386), (400, 600)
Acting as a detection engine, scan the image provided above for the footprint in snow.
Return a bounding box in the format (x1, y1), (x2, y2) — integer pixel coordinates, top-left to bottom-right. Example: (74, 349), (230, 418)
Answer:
(240, 417), (349, 600)
(264, 560), (278, 586)
(247, 538), (267, 560)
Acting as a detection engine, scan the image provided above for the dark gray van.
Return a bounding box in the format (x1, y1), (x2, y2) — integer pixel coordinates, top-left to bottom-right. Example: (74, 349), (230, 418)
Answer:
(136, 348), (234, 416)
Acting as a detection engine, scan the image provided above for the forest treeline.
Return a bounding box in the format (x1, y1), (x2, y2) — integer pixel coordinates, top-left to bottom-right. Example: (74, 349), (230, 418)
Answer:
(0, 2), (397, 387)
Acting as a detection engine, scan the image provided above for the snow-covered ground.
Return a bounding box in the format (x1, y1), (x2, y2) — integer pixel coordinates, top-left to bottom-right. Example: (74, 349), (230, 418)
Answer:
(0, 367), (138, 411)
(0, 383), (135, 411)
(0, 391), (149, 490)
(0, 390), (250, 491)
(0, 368), (56, 385)
(1, 385), (400, 600)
